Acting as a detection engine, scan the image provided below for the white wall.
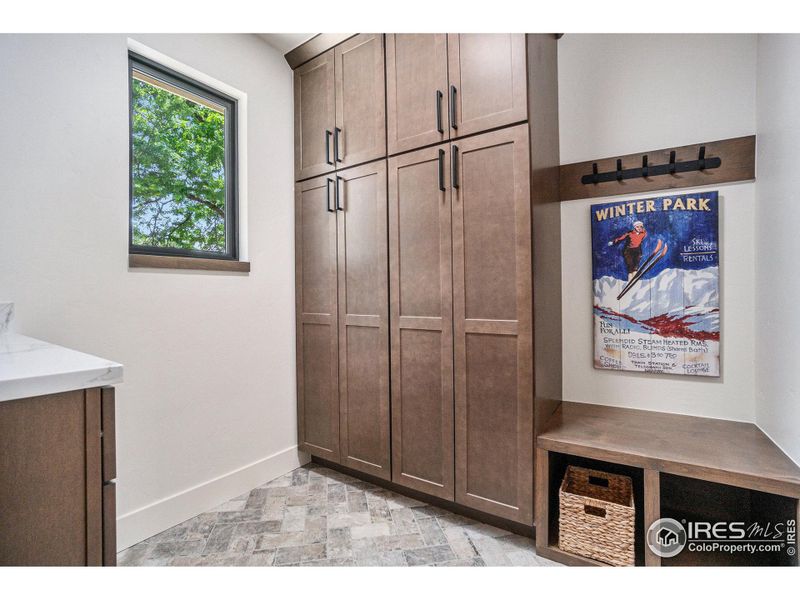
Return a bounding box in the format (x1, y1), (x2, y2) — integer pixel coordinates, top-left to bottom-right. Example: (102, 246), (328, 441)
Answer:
(0, 34), (302, 548)
(558, 34), (758, 421)
(754, 35), (800, 465)
(559, 34), (758, 165)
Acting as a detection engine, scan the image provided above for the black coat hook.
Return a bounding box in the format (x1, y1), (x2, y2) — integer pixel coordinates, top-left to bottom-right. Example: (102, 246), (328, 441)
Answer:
(641, 155), (649, 178)
(669, 150), (677, 174)
(698, 145), (706, 170)
(616, 159), (623, 181)
(592, 162), (599, 184)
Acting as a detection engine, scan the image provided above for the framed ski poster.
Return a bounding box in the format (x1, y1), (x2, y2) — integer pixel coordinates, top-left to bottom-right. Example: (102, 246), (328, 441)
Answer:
(591, 191), (720, 377)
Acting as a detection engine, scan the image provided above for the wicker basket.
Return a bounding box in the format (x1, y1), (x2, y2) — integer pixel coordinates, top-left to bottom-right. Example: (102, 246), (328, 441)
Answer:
(558, 466), (635, 566)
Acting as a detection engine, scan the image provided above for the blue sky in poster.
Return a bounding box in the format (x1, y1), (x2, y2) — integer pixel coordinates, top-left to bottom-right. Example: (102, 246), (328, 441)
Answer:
(590, 192), (719, 281)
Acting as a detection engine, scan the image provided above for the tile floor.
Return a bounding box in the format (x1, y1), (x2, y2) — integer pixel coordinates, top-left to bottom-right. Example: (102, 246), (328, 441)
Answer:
(117, 464), (561, 567)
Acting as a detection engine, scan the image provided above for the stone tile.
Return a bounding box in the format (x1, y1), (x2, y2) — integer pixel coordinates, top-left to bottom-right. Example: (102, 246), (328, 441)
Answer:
(327, 483), (347, 504)
(234, 520), (282, 537)
(372, 533), (425, 552)
(469, 536), (511, 566)
(116, 465), (553, 568)
(281, 506), (307, 532)
(390, 508), (420, 535)
(327, 511), (371, 530)
(254, 531), (306, 551)
(417, 517), (447, 546)
(213, 509), (265, 524)
(326, 527), (353, 559)
(403, 544), (456, 566)
(292, 469), (309, 486)
(506, 549), (540, 566)
(435, 557), (486, 566)
(244, 488), (269, 511)
(366, 495), (392, 523)
(303, 515), (328, 544)
(300, 557), (356, 567)
(202, 524), (238, 555)
(443, 527), (480, 559)
(117, 544), (152, 566)
(149, 540), (206, 560)
(350, 522), (392, 540)
(273, 543), (327, 565)
(347, 491), (368, 513)
(355, 550), (407, 567)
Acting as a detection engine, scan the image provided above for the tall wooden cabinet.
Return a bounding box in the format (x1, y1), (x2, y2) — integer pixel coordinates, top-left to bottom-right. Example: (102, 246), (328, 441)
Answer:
(293, 34), (559, 528)
(451, 124), (533, 523)
(294, 34), (385, 182)
(295, 161), (391, 479)
(388, 144), (455, 499)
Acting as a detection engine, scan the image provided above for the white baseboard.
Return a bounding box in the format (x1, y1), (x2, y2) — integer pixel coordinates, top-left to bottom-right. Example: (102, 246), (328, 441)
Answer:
(117, 446), (311, 551)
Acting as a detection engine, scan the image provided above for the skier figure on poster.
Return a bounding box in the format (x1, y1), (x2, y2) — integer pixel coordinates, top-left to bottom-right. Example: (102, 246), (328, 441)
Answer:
(608, 221), (647, 282)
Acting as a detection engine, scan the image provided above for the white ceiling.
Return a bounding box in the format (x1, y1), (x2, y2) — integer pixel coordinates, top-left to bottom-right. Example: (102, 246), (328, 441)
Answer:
(258, 33), (316, 54)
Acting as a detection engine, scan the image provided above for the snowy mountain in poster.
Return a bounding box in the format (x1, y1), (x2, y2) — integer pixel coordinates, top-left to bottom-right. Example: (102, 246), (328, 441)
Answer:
(593, 266), (719, 341)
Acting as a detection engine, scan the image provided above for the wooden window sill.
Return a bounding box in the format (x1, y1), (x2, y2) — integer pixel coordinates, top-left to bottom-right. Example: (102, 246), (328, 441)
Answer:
(128, 254), (250, 273)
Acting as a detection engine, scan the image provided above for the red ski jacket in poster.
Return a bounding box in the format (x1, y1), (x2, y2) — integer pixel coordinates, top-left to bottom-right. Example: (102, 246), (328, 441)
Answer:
(614, 229), (647, 248)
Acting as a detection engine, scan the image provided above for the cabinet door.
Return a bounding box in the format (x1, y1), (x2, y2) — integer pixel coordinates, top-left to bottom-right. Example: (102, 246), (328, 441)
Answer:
(0, 390), (102, 565)
(336, 160), (391, 480)
(296, 175), (340, 461)
(389, 144), (455, 500)
(334, 34), (386, 169)
(386, 34), (449, 155)
(451, 125), (533, 524)
(294, 50), (336, 181)
(447, 34), (527, 139)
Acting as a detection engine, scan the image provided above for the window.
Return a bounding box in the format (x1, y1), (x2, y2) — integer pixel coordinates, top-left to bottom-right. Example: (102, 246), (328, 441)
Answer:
(128, 52), (238, 261)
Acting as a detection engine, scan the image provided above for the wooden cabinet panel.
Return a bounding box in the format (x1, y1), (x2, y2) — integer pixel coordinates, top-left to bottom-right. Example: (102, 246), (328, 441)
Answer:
(447, 34), (527, 139)
(295, 175), (340, 461)
(334, 34), (386, 169)
(294, 50), (336, 181)
(389, 145), (454, 499)
(386, 34), (449, 155)
(0, 390), (102, 565)
(103, 482), (117, 566)
(452, 125), (533, 524)
(336, 161), (390, 479)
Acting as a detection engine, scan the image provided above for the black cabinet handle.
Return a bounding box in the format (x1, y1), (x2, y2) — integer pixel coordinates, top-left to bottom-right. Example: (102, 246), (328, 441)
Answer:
(449, 85), (457, 130)
(436, 90), (444, 134)
(326, 178), (335, 212)
(451, 145), (459, 189)
(335, 175), (344, 211)
(334, 127), (343, 162)
(438, 149), (445, 191)
(325, 130), (333, 165)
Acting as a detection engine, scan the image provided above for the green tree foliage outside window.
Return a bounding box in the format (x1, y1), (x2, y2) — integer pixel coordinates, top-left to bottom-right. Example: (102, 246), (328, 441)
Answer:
(131, 75), (229, 254)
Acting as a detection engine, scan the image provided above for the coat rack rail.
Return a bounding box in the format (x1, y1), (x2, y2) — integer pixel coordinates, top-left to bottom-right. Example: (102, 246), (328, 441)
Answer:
(559, 135), (756, 201)
(581, 146), (722, 185)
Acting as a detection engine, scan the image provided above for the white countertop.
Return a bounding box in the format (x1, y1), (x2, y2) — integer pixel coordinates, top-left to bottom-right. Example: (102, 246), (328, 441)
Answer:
(0, 333), (123, 403)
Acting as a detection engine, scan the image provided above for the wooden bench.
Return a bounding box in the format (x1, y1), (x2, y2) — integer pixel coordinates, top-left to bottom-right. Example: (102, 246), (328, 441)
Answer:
(535, 402), (800, 566)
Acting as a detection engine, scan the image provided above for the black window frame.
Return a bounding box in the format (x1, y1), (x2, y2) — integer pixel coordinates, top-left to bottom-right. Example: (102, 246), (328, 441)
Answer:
(128, 51), (239, 261)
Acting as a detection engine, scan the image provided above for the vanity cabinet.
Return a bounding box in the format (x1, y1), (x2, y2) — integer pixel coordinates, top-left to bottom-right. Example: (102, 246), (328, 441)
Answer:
(0, 387), (117, 566)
